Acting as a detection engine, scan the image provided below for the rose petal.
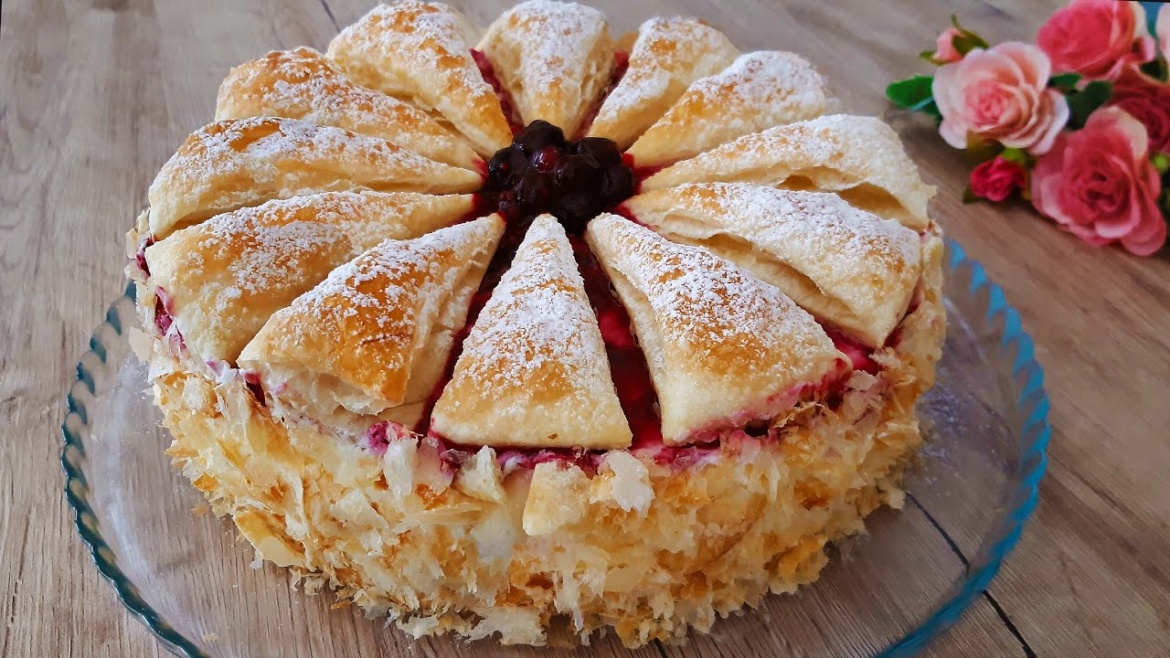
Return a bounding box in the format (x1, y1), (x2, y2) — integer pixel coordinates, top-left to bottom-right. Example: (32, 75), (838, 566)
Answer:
(938, 118), (969, 150)
(1064, 223), (1115, 246)
(1120, 211), (1168, 256)
(1037, 0), (1152, 80)
(997, 42), (1051, 86)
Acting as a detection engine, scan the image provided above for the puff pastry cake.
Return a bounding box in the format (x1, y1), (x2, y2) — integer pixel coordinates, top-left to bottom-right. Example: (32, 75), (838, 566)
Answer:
(127, 0), (945, 648)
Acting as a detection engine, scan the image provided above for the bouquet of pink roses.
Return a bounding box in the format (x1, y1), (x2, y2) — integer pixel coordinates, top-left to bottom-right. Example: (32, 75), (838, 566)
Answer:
(888, 0), (1170, 256)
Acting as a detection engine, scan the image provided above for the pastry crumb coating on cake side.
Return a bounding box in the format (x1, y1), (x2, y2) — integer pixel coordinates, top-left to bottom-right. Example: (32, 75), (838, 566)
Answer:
(126, 0), (947, 648)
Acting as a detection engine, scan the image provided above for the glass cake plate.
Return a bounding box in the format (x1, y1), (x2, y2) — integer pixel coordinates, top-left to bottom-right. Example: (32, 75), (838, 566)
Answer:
(61, 241), (1049, 657)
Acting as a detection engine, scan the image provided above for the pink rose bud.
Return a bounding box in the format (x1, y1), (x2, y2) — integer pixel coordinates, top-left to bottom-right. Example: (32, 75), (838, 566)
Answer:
(1037, 0), (1157, 81)
(933, 42), (1070, 154)
(933, 27), (964, 64)
(969, 156), (1027, 203)
(1032, 108), (1167, 256)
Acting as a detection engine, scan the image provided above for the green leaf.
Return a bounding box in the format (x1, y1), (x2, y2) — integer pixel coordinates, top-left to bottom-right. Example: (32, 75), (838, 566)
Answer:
(945, 14), (990, 54)
(1048, 72), (1082, 91)
(1000, 147), (1029, 166)
(962, 186), (981, 204)
(1153, 152), (1170, 175)
(887, 75), (935, 110)
(922, 100), (942, 123)
(1139, 56), (1168, 83)
(952, 32), (989, 55)
(919, 49), (940, 64)
(1067, 80), (1113, 130)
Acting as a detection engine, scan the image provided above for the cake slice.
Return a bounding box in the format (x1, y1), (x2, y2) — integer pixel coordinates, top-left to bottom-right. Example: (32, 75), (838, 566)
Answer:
(477, 0), (615, 137)
(626, 51), (829, 168)
(432, 215), (630, 449)
(214, 47), (480, 170)
(325, 1), (512, 156)
(147, 117), (482, 239)
(641, 114), (935, 230)
(586, 17), (738, 148)
(585, 214), (845, 445)
(237, 216), (504, 425)
(144, 191), (474, 364)
(622, 183), (922, 347)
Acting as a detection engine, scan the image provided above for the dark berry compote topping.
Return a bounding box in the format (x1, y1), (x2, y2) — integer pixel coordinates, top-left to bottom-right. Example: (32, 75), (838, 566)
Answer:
(480, 120), (636, 237)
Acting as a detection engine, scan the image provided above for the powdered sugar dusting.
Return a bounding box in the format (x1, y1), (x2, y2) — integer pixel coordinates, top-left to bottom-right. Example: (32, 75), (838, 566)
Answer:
(330, 2), (481, 93)
(479, 0), (612, 134)
(215, 48), (478, 168)
(628, 50), (829, 165)
(687, 51), (826, 123)
(197, 192), (428, 300)
(590, 17), (737, 145)
(435, 216), (627, 446)
(588, 214), (836, 381)
(460, 216), (607, 392)
(170, 117), (434, 181)
(326, 1), (510, 154)
(253, 218), (501, 391)
(646, 114), (934, 228)
(147, 192), (471, 362)
(148, 117), (476, 237)
(221, 222), (335, 297)
(626, 182), (922, 343)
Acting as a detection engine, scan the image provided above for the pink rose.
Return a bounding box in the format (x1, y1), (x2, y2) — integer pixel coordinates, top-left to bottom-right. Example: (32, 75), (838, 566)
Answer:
(933, 42), (1070, 154)
(933, 27), (964, 64)
(1036, 0), (1156, 81)
(1032, 107), (1167, 256)
(970, 156), (1027, 202)
(1110, 68), (1170, 154)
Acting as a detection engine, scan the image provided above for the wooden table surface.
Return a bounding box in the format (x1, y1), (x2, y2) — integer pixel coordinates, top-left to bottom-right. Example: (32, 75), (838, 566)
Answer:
(2, 0), (1169, 655)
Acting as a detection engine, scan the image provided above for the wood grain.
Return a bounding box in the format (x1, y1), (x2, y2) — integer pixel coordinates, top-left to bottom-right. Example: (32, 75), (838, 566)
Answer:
(1, 0), (1168, 656)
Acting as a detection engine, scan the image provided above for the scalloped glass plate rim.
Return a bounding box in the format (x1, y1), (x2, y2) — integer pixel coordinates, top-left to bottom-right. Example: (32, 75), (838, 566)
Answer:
(60, 239), (1051, 658)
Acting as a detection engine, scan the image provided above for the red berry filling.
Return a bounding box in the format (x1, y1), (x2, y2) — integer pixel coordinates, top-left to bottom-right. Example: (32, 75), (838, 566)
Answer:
(136, 236), (156, 276)
(574, 51), (630, 138)
(471, 49), (524, 135)
(243, 371), (266, 407)
(826, 328), (880, 374)
(570, 235), (662, 449)
(154, 295), (173, 335)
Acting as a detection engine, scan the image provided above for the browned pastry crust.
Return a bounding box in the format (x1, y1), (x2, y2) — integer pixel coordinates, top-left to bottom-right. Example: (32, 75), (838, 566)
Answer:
(237, 216), (503, 426)
(626, 51), (831, 168)
(146, 117), (482, 239)
(477, 1), (615, 137)
(432, 215), (631, 449)
(642, 114), (935, 231)
(325, 1), (513, 156)
(144, 191), (474, 364)
(587, 17), (738, 148)
(622, 183), (923, 347)
(586, 214), (846, 444)
(215, 47), (481, 169)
